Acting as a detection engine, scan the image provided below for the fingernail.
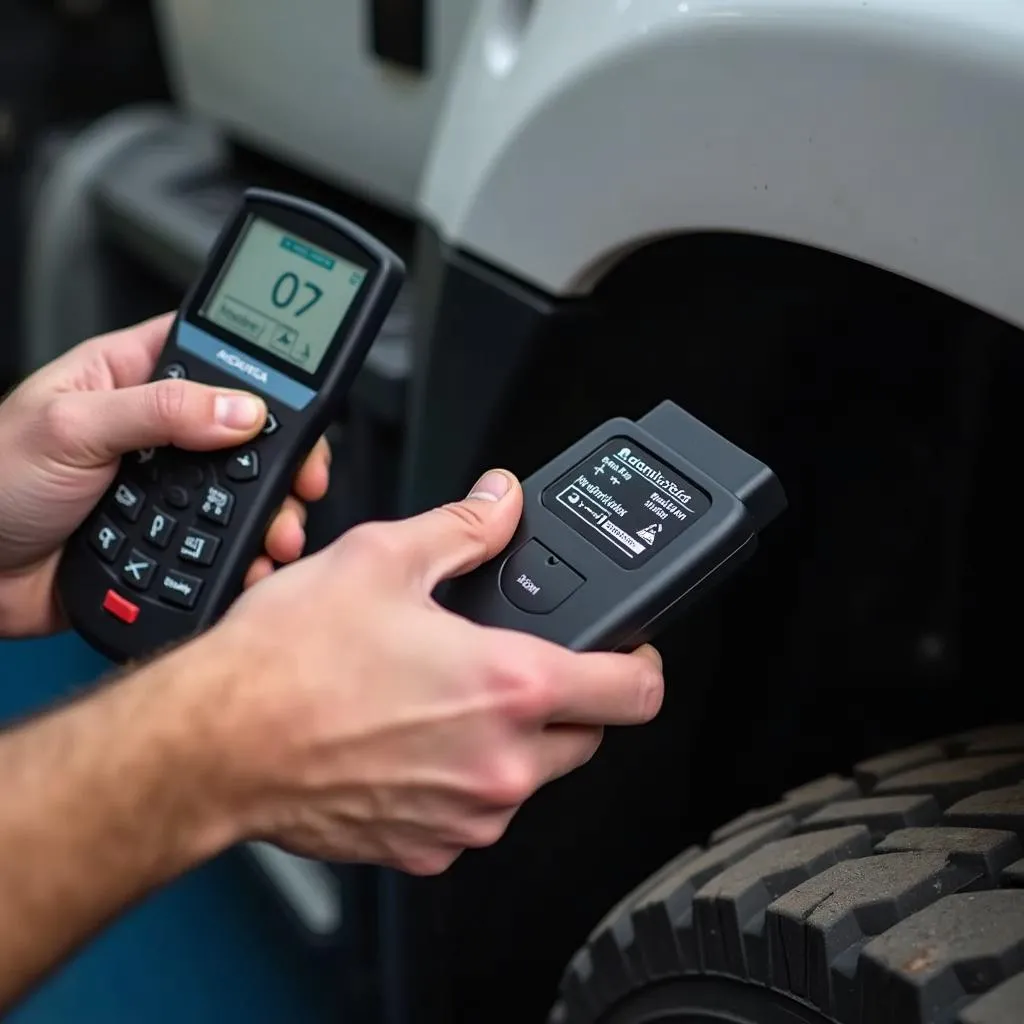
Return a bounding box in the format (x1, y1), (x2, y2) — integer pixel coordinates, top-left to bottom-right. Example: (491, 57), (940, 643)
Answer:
(215, 394), (264, 430)
(467, 470), (511, 501)
(639, 644), (663, 670)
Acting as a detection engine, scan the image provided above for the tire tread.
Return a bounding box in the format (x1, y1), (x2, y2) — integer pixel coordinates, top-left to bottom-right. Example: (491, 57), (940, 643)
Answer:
(554, 725), (1024, 1024)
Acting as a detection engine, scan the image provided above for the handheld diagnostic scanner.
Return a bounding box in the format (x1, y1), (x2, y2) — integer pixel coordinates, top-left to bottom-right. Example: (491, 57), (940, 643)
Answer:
(58, 188), (404, 662)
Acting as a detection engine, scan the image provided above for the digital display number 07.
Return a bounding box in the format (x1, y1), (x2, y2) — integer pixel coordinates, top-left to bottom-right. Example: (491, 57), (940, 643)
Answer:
(270, 272), (323, 317)
(268, 267), (366, 319)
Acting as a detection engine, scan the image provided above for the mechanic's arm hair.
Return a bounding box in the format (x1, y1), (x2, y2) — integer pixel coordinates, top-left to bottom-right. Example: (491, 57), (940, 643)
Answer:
(0, 644), (237, 1010)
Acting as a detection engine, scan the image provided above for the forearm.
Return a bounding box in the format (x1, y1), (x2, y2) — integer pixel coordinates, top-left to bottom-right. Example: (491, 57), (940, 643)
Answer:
(0, 644), (239, 1009)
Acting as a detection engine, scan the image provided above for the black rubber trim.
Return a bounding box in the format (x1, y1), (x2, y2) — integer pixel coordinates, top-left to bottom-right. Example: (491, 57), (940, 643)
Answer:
(553, 723), (1024, 1024)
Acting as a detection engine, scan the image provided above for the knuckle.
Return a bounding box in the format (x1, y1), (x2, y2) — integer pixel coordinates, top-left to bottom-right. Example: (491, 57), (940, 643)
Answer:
(434, 501), (489, 558)
(400, 847), (460, 877)
(150, 379), (188, 424)
(476, 753), (535, 808)
(635, 667), (664, 721)
(486, 655), (554, 721)
(39, 395), (84, 451)
(464, 816), (510, 849)
(339, 521), (406, 564)
(577, 727), (605, 768)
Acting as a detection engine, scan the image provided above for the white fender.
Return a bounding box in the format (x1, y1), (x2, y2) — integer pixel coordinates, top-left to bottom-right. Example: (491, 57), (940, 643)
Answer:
(153, 0), (476, 213)
(420, 0), (1024, 328)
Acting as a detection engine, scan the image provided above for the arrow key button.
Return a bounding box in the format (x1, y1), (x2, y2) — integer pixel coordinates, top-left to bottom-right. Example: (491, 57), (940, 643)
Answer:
(225, 449), (259, 482)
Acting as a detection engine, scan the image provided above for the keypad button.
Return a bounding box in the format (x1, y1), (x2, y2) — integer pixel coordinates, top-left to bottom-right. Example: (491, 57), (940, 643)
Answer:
(162, 460), (204, 489)
(111, 480), (145, 523)
(157, 569), (202, 609)
(163, 363), (187, 380)
(88, 516), (126, 563)
(119, 548), (157, 591)
(130, 448), (159, 482)
(102, 589), (139, 624)
(199, 484), (235, 526)
(178, 527), (220, 567)
(262, 412), (280, 436)
(142, 507), (176, 549)
(225, 450), (259, 482)
(162, 485), (190, 510)
(158, 450), (199, 484)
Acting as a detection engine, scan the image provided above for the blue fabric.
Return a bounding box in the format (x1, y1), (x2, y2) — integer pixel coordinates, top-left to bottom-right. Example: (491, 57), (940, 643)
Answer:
(0, 632), (335, 1023)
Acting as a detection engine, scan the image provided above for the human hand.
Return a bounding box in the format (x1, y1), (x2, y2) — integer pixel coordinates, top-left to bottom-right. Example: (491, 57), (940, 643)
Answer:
(0, 314), (331, 637)
(187, 469), (664, 875)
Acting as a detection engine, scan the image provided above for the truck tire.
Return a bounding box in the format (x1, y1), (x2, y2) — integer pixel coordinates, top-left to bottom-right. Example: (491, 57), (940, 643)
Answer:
(552, 723), (1024, 1024)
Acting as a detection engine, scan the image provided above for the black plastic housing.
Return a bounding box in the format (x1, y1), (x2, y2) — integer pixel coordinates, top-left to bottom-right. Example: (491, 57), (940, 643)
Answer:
(441, 400), (786, 651)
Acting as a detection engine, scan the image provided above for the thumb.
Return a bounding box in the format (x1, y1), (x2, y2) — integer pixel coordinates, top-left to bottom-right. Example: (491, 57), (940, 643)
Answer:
(53, 379), (267, 464)
(390, 469), (523, 590)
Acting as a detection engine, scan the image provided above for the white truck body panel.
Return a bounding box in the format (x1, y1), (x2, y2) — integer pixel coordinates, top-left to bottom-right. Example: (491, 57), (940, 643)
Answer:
(152, 0), (475, 214)
(420, 0), (1024, 328)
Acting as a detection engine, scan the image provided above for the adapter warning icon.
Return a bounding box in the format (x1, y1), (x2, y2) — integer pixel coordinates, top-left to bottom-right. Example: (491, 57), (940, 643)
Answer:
(637, 523), (663, 546)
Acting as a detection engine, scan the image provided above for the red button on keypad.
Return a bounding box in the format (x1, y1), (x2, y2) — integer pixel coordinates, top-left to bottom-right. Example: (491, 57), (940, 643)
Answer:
(103, 589), (139, 624)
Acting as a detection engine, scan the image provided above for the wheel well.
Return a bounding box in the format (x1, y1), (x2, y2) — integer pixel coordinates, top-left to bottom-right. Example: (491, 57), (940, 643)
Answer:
(484, 229), (1024, 782)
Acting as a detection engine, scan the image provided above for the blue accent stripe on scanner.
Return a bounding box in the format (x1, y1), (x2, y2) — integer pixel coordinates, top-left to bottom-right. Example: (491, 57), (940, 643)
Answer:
(175, 322), (316, 411)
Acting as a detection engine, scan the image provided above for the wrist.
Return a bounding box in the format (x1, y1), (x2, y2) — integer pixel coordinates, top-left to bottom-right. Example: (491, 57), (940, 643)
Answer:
(132, 623), (303, 852)
(0, 561), (60, 639)
(94, 644), (249, 868)
(167, 622), (299, 844)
